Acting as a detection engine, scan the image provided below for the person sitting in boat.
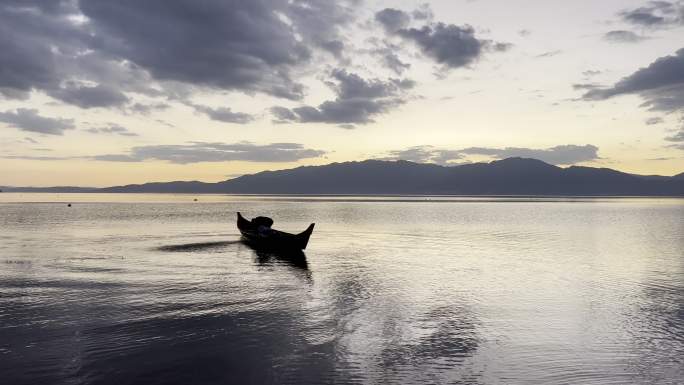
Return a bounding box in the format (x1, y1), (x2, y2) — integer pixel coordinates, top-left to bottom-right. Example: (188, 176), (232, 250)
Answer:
(251, 216), (274, 237)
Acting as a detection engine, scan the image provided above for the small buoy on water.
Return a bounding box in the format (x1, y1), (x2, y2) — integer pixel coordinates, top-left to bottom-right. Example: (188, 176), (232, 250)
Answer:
(67, 203), (72, 207)
(193, 198), (198, 202)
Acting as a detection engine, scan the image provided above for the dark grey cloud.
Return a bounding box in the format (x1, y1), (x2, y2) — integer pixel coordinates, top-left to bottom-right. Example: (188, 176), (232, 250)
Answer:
(637, 84), (684, 112)
(375, 8), (509, 70)
(573, 83), (602, 91)
(48, 83), (130, 109)
(646, 117), (664, 125)
(85, 124), (137, 136)
(583, 48), (684, 112)
(0, 0), (362, 107)
(604, 30), (648, 43)
(93, 142), (326, 164)
(0, 1), (159, 108)
(375, 8), (411, 33)
(270, 106), (299, 122)
(384, 146), (464, 165)
(271, 69), (414, 125)
(396, 23), (494, 68)
(1, 0), (76, 14)
(619, 1), (683, 28)
(78, 0), (314, 100)
(128, 102), (170, 115)
(319, 40), (346, 59)
(0, 108), (74, 135)
(0, 1), (85, 99)
(384, 144), (600, 166)
(193, 105), (254, 124)
(79, 0), (360, 101)
(459, 144), (600, 165)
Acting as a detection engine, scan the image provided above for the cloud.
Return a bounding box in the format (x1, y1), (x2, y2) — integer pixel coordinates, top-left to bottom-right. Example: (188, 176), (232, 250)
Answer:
(396, 23), (498, 68)
(384, 144), (600, 166)
(665, 128), (684, 142)
(0, 2), (160, 107)
(48, 83), (129, 109)
(0, 0), (362, 105)
(583, 70), (602, 77)
(383, 146), (464, 165)
(79, 0), (314, 100)
(193, 105), (254, 124)
(411, 3), (434, 21)
(270, 106), (299, 122)
(458, 144), (600, 165)
(637, 84), (684, 112)
(78, 0), (360, 101)
(0, 2), (85, 99)
(665, 125), (684, 150)
(2, 155), (76, 161)
(619, 1), (683, 28)
(1, 0), (77, 14)
(375, 8), (411, 33)
(536, 50), (562, 58)
(128, 102), (170, 115)
(92, 142), (326, 164)
(271, 69), (414, 125)
(573, 83), (602, 91)
(582, 47), (684, 112)
(85, 124), (137, 136)
(371, 41), (411, 75)
(603, 30), (648, 43)
(282, 0), (358, 60)
(0, 108), (74, 135)
(374, 8), (510, 70)
(646, 117), (664, 125)
(91, 154), (140, 162)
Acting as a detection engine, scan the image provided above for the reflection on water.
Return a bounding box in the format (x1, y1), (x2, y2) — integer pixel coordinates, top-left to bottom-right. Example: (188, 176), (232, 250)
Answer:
(0, 194), (682, 384)
(251, 248), (310, 272)
(157, 240), (240, 252)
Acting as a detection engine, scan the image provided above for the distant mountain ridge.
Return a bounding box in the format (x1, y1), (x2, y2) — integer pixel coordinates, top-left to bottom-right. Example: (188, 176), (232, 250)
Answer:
(3, 158), (684, 196)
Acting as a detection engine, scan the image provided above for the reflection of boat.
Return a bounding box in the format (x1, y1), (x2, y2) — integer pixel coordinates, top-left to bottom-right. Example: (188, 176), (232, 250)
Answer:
(237, 212), (315, 251)
(253, 246), (309, 270)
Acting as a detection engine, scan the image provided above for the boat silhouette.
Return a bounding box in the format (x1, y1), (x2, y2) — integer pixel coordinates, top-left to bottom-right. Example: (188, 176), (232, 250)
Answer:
(236, 212), (314, 251)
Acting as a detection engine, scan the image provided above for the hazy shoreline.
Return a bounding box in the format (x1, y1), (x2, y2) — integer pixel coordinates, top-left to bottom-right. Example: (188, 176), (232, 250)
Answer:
(1, 192), (683, 205)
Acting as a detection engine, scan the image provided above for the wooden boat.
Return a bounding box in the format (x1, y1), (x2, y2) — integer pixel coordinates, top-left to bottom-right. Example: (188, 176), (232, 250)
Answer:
(237, 212), (315, 250)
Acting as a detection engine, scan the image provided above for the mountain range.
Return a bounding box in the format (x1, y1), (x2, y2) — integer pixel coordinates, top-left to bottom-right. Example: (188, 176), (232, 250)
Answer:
(3, 158), (683, 196)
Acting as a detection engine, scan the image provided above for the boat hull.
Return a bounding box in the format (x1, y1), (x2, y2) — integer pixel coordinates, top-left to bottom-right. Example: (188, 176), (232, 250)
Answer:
(237, 212), (314, 251)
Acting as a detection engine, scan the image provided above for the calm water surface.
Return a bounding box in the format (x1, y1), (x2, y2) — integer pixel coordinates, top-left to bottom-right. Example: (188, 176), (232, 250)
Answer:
(1, 194), (682, 384)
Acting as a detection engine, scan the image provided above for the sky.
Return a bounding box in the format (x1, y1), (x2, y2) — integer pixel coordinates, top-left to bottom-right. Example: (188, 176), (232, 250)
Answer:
(1, 0), (683, 187)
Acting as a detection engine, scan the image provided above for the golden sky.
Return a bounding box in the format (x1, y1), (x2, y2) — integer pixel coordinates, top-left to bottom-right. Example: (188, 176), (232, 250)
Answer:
(1, 0), (683, 187)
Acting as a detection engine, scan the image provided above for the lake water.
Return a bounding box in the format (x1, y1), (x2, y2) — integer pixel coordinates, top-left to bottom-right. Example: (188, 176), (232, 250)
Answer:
(1, 194), (682, 384)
